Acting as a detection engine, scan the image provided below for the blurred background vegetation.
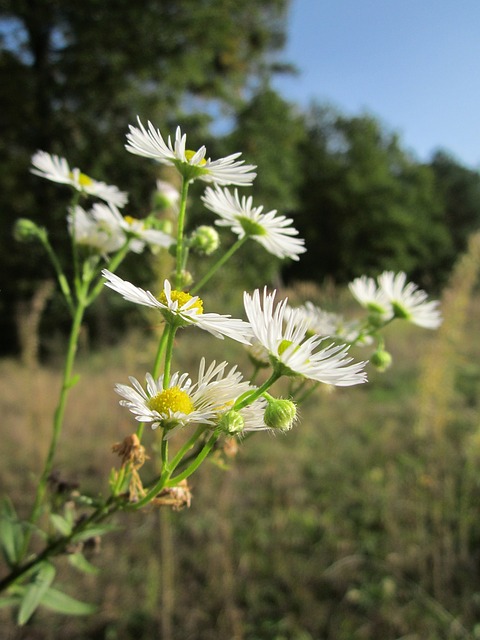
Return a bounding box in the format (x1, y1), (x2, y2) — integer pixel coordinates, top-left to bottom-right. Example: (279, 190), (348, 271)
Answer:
(2, 1), (480, 638)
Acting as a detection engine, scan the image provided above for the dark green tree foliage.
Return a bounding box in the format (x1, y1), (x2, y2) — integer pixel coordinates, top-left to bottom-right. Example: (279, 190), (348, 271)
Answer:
(209, 87), (306, 288)
(287, 106), (452, 286)
(430, 150), (480, 257)
(0, 0), (289, 353)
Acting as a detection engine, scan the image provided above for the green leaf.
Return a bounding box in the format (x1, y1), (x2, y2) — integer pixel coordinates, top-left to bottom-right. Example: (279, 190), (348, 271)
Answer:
(50, 513), (72, 537)
(0, 596), (21, 609)
(17, 562), (56, 625)
(40, 587), (97, 616)
(66, 374), (81, 389)
(0, 498), (24, 566)
(68, 552), (99, 575)
(71, 523), (118, 543)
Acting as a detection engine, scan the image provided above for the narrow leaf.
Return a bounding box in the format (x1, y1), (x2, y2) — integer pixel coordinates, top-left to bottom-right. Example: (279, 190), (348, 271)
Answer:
(50, 514), (72, 537)
(68, 552), (99, 575)
(0, 498), (24, 566)
(0, 596), (21, 609)
(40, 587), (97, 616)
(17, 563), (56, 625)
(71, 523), (118, 543)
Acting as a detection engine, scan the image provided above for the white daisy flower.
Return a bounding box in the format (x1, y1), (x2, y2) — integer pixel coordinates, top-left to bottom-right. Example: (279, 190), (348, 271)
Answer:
(125, 118), (256, 186)
(243, 288), (367, 387)
(378, 271), (442, 329)
(102, 270), (253, 344)
(201, 186), (306, 261)
(119, 215), (174, 254)
(349, 271), (442, 329)
(348, 275), (391, 318)
(68, 203), (173, 255)
(31, 150), (128, 207)
(285, 302), (343, 337)
(68, 203), (125, 254)
(115, 359), (250, 435)
(284, 302), (372, 346)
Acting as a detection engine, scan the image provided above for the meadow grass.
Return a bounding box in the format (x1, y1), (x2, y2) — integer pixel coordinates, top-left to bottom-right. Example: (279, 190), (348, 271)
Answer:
(1, 273), (480, 639)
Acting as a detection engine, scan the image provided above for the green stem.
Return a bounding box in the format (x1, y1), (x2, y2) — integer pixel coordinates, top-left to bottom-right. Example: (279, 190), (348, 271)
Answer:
(162, 324), (177, 388)
(191, 235), (248, 295)
(234, 370), (282, 411)
(86, 240), (131, 305)
(21, 290), (89, 559)
(294, 381), (319, 405)
(175, 179), (190, 289)
(152, 324), (170, 380)
(166, 431), (219, 486)
(1, 495), (123, 593)
(38, 232), (74, 315)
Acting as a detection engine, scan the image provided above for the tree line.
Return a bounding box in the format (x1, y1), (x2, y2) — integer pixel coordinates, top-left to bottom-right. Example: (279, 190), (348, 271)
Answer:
(1, 0), (479, 354)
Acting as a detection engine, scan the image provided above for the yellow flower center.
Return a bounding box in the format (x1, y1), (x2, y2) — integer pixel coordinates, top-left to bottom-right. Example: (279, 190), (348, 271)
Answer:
(158, 290), (204, 314)
(185, 150), (207, 166)
(278, 339), (294, 355)
(147, 386), (194, 415)
(70, 171), (94, 187)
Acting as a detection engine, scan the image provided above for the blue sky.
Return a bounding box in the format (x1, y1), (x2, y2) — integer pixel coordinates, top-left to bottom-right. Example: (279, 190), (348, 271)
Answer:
(273, 0), (480, 168)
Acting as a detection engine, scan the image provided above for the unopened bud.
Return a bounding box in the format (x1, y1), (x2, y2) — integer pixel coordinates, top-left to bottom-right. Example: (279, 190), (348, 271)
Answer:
(170, 269), (193, 288)
(152, 180), (180, 212)
(264, 398), (297, 432)
(189, 225), (220, 256)
(14, 218), (43, 243)
(370, 349), (392, 372)
(217, 409), (245, 435)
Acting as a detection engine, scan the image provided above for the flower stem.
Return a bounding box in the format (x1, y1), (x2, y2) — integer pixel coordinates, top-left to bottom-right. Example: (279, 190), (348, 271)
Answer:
(86, 240), (131, 305)
(191, 235), (248, 295)
(175, 179), (190, 288)
(162, 324), (178, 389)
(234, 370), (282, 411)
(166, 431), (219, 486)
(21, 290), (88, 560)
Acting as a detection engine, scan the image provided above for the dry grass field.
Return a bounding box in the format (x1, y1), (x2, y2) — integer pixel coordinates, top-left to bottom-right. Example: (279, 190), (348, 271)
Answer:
(1, 271), (480, 639)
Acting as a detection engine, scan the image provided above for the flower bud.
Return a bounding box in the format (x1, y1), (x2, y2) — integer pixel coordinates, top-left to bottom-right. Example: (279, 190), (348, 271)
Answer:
(189, 225), (220, 256)
(152, 180), (180, 212)
(14, 218), (43, 243)
(370, 348), (392, 372)
(169, 269), (193, 288)
(264, 398), (297, 432)
(217, 409), (245, 435)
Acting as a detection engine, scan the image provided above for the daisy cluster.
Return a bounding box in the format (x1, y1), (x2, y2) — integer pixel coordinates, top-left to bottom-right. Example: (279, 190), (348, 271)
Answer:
(28, 118), (442, 449)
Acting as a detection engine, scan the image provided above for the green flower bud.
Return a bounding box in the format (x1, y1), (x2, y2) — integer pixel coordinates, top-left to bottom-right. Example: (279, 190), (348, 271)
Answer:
(370, 348), (392, 372)
(14, 218), (43, 243)
(189, 225), (220, 256)
(152, 180), (180, 212)
(169, 269), (193, 288)
(264, 398), (297, 432)
(217, 409), (245, 435)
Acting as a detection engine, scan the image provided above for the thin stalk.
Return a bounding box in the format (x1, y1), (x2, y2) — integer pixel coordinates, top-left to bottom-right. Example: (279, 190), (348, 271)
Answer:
(38, 232), (74, 315)
(234, 370), (281, 411)
(191, 235), (248, 295)
(151, 324), (170, 380)
(86, 240), (132, 305)
(175, 179), (190, 288)
(162, 324), (178, 389)
(165, 432), (219, 486)
(21, 292), (88, 559)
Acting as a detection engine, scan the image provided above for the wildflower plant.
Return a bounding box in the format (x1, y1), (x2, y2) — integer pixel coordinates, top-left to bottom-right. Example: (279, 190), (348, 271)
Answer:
(0, 119), (442, 624)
